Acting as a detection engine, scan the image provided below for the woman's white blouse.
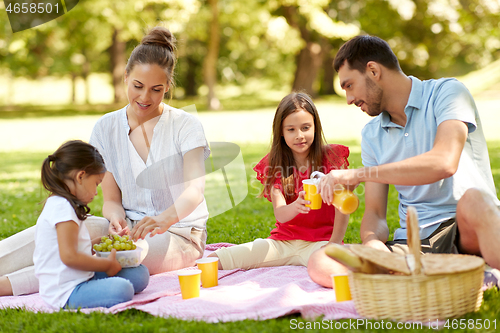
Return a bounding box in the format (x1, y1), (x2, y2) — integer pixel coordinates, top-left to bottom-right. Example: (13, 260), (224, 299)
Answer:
(89, 104), (210, 229)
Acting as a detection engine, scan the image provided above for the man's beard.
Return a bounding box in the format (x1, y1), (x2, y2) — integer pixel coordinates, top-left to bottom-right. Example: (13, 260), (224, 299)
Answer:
(363, 76), (383, 117)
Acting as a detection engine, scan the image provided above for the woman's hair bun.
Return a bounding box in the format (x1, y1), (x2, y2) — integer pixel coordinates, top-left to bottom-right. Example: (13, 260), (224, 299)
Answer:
(141, 26), (176, 53)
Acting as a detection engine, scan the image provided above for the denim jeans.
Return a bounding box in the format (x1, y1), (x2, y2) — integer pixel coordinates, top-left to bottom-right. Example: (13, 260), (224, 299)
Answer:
(65, 264), (149, 309)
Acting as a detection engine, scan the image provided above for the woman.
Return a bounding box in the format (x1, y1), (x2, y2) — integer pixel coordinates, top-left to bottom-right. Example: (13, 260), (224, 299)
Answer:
(0, 26), (209, 296)
(88, 26), (209, 274)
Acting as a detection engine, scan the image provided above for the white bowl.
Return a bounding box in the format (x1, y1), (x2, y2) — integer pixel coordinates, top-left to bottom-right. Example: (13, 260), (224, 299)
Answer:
(96, 247), (143, 268)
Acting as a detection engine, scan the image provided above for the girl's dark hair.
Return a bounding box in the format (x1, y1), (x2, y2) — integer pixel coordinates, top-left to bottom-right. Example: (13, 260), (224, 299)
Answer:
(125, 26), (177, 96)
(41, 140), (106, 221)
(260, 92), (331, 201)
(333, 35), (401, 73)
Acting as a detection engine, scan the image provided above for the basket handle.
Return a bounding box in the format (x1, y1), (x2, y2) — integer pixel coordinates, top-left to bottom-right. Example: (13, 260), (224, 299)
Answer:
(406, 206), (422, 275)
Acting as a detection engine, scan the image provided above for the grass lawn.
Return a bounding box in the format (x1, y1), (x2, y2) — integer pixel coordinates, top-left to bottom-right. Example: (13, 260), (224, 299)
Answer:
(1, 142), (500, 332)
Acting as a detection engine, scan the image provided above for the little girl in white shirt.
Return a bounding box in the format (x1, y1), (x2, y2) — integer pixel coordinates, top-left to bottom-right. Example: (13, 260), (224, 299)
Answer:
(33, 140), (149, 309)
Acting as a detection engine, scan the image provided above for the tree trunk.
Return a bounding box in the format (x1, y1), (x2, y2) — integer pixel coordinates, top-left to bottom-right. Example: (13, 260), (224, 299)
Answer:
(71, 72), (77, 103)
(291, 42), (324, 96)
(320, 43), (337, 96)
(281, 6), (324, 97)
(110, 29), (127, 103)
(203, 0), (221, 110)
(6, 72), (14, 108)
(185, 56), (198, 97)
(82, 60), (90, 104)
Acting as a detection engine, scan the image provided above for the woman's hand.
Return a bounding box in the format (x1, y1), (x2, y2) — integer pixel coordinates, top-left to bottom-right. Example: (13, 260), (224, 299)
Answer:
(105, 249), (122, 276)
(130, 215), (170, 241)
(127, 148), (207, 241)
(109, 216), (129, 235)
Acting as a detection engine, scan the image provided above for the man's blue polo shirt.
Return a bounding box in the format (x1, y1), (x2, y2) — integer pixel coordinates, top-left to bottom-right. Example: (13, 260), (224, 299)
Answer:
(361, 76), (499, 240)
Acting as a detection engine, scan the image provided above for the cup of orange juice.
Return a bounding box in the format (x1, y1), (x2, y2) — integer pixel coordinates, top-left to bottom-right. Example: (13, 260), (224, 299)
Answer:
(302, 179), (322, 210)
(196, 257), (219, 288)
(310, 171), (359, 215)
(332, 185), (359, 215)
(177, 269), (202, 299)
(331, 273), (352, 302)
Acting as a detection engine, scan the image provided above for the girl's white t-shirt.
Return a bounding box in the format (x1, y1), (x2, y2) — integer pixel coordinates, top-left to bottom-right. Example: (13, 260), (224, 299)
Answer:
(33, 196), (94, 308)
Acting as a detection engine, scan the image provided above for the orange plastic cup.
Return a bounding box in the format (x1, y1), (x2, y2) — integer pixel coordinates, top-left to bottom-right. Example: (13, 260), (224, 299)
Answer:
(302, 179), (322, 210)
(331, 274), (352, 302)
(177, 269), (202, 299)
(332, 187), (359, 215)
(196, 257), (219, 288)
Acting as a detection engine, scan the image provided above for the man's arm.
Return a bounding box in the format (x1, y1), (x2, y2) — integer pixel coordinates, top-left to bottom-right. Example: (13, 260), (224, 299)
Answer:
(363, 119), (468, 184)
(319, 119), (468, 202)
(360, 182), (391, 252)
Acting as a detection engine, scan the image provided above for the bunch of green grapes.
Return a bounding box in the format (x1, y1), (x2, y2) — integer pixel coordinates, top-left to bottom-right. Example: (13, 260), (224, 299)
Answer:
(93, 234), (137, 252)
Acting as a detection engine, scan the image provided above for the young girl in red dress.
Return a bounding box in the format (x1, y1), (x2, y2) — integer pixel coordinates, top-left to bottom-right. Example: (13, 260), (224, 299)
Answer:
(210, 92), (350, 270)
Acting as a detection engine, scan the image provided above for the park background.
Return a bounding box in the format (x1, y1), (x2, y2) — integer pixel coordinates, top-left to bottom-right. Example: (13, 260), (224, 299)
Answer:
(1, 0), (500, 332)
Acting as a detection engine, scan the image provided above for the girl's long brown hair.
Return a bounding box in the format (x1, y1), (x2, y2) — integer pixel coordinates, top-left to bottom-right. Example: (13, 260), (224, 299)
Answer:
(41, 140), (106, 221)
(260, 92), (330, 201)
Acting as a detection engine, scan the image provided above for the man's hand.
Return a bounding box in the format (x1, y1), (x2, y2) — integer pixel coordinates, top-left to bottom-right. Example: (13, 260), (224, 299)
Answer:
(318, 169), (359, 204)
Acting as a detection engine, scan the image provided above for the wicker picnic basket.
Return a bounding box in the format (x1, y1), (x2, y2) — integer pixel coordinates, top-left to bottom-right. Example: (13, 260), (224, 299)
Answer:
(347, 207), (485, 322)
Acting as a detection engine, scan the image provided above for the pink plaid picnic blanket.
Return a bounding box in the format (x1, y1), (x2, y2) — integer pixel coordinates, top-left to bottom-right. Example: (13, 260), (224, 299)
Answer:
(0, 243), (360, 322)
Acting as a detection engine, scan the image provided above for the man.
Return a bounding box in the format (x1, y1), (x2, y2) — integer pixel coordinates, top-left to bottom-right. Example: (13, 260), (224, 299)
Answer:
(307, 35), (500, 288)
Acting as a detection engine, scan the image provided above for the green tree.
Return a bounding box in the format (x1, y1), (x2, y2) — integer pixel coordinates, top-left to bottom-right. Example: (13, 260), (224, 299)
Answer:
(0, 8), (57, 106)
(52, 4), (111, 104)
(271, 0), (359, 96)
(203, 0), (221, 110)
(2, 0), (499, 108)
(341, 0), (500, 79)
